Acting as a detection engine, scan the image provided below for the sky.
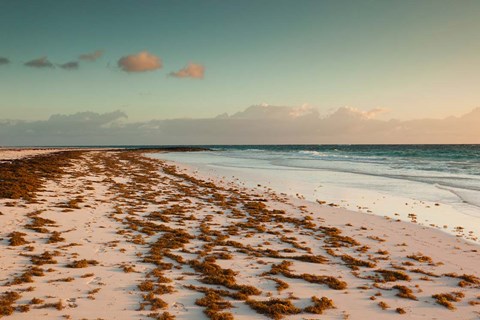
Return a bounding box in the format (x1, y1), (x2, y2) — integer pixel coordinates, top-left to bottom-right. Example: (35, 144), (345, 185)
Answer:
(1, 0), (479, 145)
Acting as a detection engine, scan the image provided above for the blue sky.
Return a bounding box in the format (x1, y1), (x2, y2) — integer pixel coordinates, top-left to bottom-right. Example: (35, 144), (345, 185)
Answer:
(1, 0), (480, 122)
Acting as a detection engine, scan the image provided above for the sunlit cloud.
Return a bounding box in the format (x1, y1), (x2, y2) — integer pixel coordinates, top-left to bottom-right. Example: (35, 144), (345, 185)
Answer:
(79, 50), (104, 62)
(59, 61), (79, 70)
(169, 62), (205, 79)
(329, 107), (389, 120)
(0, 57), (10, 65)
(24, 57), (54, 68)
(228, 104), (318, 120)
(289, 104), (317, 118)
(332, 107), (389, 119)
(364, 108), (389, 119)
(117, 51), (162, 73)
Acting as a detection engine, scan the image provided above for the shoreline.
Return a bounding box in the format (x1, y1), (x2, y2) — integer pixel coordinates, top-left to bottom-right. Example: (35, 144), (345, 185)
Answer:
(151, 151), (480, 244)
(1, 150), (479, 319)
(152, 153), (480, 246)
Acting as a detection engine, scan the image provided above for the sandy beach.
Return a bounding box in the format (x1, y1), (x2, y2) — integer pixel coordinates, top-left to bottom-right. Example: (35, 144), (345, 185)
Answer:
(0, 149), (62, 161)
(1, 149), (479, 320)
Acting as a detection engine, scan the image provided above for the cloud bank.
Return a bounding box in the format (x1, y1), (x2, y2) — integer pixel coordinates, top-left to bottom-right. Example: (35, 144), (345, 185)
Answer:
(1, 106), (479, 146)
(117, 51), (162, 73)
(24, 57), (54, 68)
(79, 50), (104, 62)
(0, 57), (10, 65)
(169, 63), (205, 79)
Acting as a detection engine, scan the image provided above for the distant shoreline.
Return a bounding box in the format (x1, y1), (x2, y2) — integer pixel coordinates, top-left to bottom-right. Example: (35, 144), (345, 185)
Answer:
(1, 143), (480, 149)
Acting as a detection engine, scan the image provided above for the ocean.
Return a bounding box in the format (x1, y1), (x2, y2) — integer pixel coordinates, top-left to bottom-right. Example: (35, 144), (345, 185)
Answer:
(149, 144), (480, 242)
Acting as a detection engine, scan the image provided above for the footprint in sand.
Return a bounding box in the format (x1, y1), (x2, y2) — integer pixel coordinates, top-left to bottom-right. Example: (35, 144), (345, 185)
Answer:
(66, 298), (78, 307)
(95, 247), (106, 253)
(173, 302), (186, 311)
(87, 276), (102, 285)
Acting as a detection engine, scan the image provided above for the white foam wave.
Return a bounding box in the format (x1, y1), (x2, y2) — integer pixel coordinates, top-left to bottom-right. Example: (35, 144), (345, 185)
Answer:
(436, 184), (480, 211)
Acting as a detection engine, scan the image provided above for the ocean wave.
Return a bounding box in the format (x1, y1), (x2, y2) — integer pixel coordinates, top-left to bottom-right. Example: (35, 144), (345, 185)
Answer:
(298, 150), (326, 157)
(435, 184), (480, 212)
(271, 158), (480, 191)
(205, 145), (480, 187)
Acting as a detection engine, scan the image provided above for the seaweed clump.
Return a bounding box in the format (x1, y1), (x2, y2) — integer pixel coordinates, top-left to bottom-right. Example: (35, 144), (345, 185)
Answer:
(66, 259), (99, 268)
(8, 232), (29, 246)
(195, 291), (234, 320)
(264, 260), (347, 290)
(375, 269), (410, 282)
(246, 298), (301, 319)
(0, 291), (21, 317)
(393, 285), (417, 300)
(304, 296), (335, 314)
(0, 151), (82, 200)
(432, 292), (465, 310)
(189, 260), (261, 296)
